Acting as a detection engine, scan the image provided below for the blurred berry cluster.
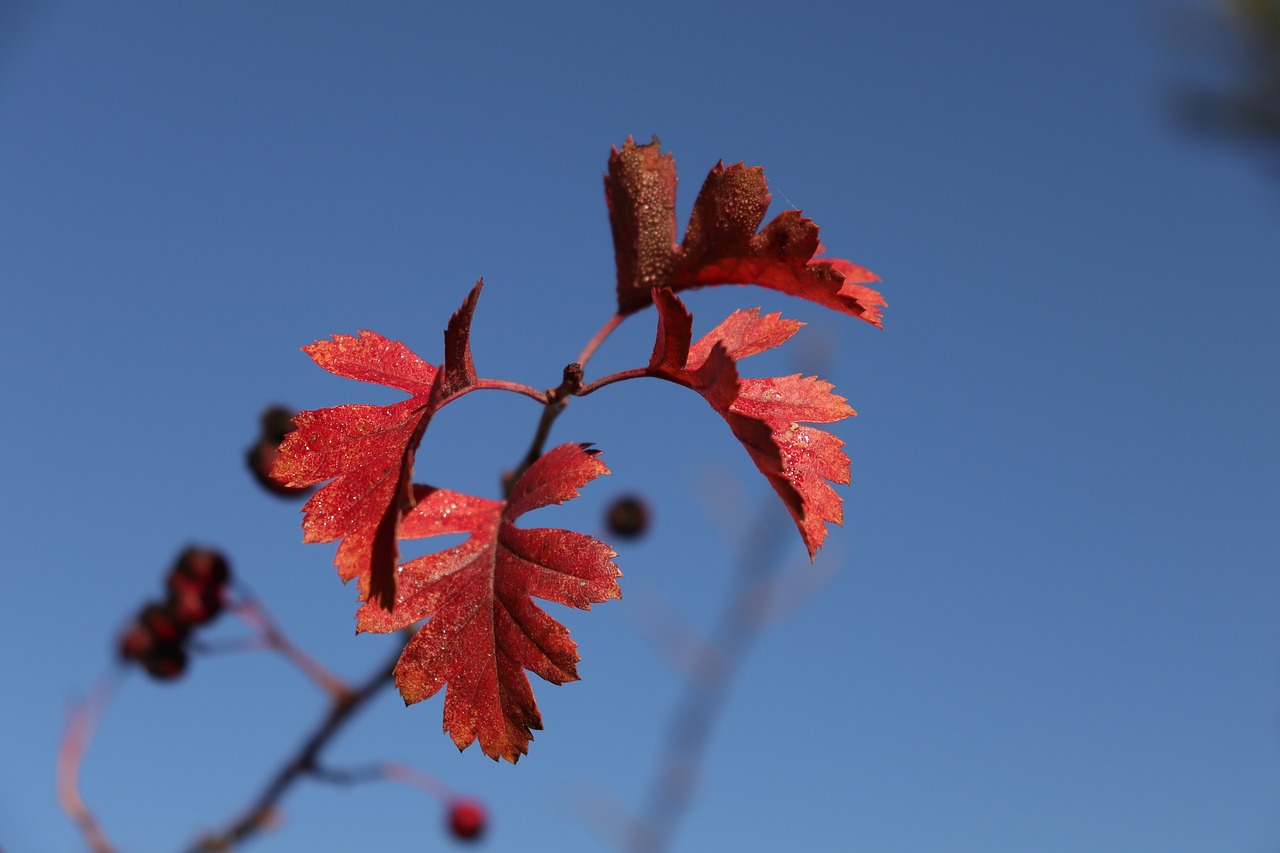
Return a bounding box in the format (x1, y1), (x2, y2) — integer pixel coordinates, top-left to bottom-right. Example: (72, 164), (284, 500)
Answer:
(118, 547), (232, 680)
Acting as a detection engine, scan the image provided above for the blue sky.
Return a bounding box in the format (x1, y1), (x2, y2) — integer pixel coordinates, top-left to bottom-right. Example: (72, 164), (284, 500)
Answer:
(3, 2), (1279, 851)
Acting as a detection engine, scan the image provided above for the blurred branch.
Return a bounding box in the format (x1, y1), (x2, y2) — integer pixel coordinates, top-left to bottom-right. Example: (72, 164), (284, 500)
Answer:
(229, 591), (350, 700)
(57, 677), (120, 853)
(310, 759), (455, 802)
(185, 645), (400, 853)
(1172, 0), (1280, 170)
(619, 331), (844, 853)
(624, 495), (798, 853)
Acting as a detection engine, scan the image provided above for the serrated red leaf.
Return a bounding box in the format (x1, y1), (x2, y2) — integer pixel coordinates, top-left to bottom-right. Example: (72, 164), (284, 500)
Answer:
(647, 290), (854, 557)
(271, 282), (485, 609)
(356, 444), (621, 763)
(605, 136), (885, 326)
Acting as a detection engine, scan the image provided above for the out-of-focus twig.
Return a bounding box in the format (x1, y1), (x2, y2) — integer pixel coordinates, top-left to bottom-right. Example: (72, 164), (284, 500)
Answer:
(185, 642), (399, 853)
(311, 759), (456, 802)
(621, 584), (725, 681)
(57, 677), (120, 853)
(1172, 0), (1280, 169)
(625, 496), (796, 853)
(620, 338), (845, 853)
(229, 591), (350, 700)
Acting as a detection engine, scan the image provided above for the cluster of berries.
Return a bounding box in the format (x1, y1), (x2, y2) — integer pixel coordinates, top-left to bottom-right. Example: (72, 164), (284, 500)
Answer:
(118, 547), (232, 680)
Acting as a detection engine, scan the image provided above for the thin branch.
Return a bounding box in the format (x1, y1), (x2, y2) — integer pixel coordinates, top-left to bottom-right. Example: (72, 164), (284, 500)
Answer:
(625, 343), (840, 853)
(626, 497), (794, 853)
(230, 594), (351, 700)
(576, 312), (627, 368)
(503, 362), (583, 497)
(57, 676), (120, 853)
(311, 760), (455, 802)
(186, 644), (400, 853)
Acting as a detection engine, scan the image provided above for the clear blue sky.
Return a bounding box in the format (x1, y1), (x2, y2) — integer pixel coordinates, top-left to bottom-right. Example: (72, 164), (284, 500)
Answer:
(3, 2), (1279, 851)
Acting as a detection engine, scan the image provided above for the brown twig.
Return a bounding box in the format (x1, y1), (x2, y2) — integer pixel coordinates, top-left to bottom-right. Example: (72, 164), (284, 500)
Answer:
(504, 362), (584, 497)
(185, 644), (401, 853)
(576, 312), (626, 368)
(310, 759), (455, 802)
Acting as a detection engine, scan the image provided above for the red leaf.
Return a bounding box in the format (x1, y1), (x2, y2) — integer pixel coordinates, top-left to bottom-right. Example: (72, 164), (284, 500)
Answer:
(646, 290), (854, 557)
(605, 136), (885, 326)
(356, 444), (622, 763)
(271, 282), (484, 609)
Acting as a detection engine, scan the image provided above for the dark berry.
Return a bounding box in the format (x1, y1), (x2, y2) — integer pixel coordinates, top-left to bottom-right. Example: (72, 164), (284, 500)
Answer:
(259, 405), (297, 443)
(139, 602), (189, 645)
(447, 799), (486, 842)
(247, 406), (310, 498)
(605, 495), (650, 539)
(164, 548), (230, 627)
(171, 547), (231, 590)
(140, 641), (187, 681)
(118, 619), (154, 662)
(167, 579), (223, 626)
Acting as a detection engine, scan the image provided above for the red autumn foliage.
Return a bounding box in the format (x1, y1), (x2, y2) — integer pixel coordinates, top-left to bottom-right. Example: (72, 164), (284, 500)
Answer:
(356, 443), (621, 763)
(645, 289), (855, 557)
(262, 140), (882, 762)
(62, 139), (886, 853)
(605, 136), (885, 326)
(270, 284), (484, 610)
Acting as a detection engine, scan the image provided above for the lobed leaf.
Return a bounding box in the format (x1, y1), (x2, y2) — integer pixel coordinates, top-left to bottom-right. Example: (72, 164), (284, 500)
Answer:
(606, 136), (885, 326)
(646, 290), (855, 557)
(271, 282), (485, 609)
(356, 444), (621, 763)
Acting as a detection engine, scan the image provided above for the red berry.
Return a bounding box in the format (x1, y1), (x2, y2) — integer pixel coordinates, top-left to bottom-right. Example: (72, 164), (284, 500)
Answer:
(605, 495), (650, 539)
(447, 799), (486, 842)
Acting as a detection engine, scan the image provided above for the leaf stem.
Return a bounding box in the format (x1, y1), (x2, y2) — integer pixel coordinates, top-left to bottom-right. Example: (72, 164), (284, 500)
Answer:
(576, 367), (650, 397)
(472, 377), (546, 403)
(576, 312), (626, 368)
